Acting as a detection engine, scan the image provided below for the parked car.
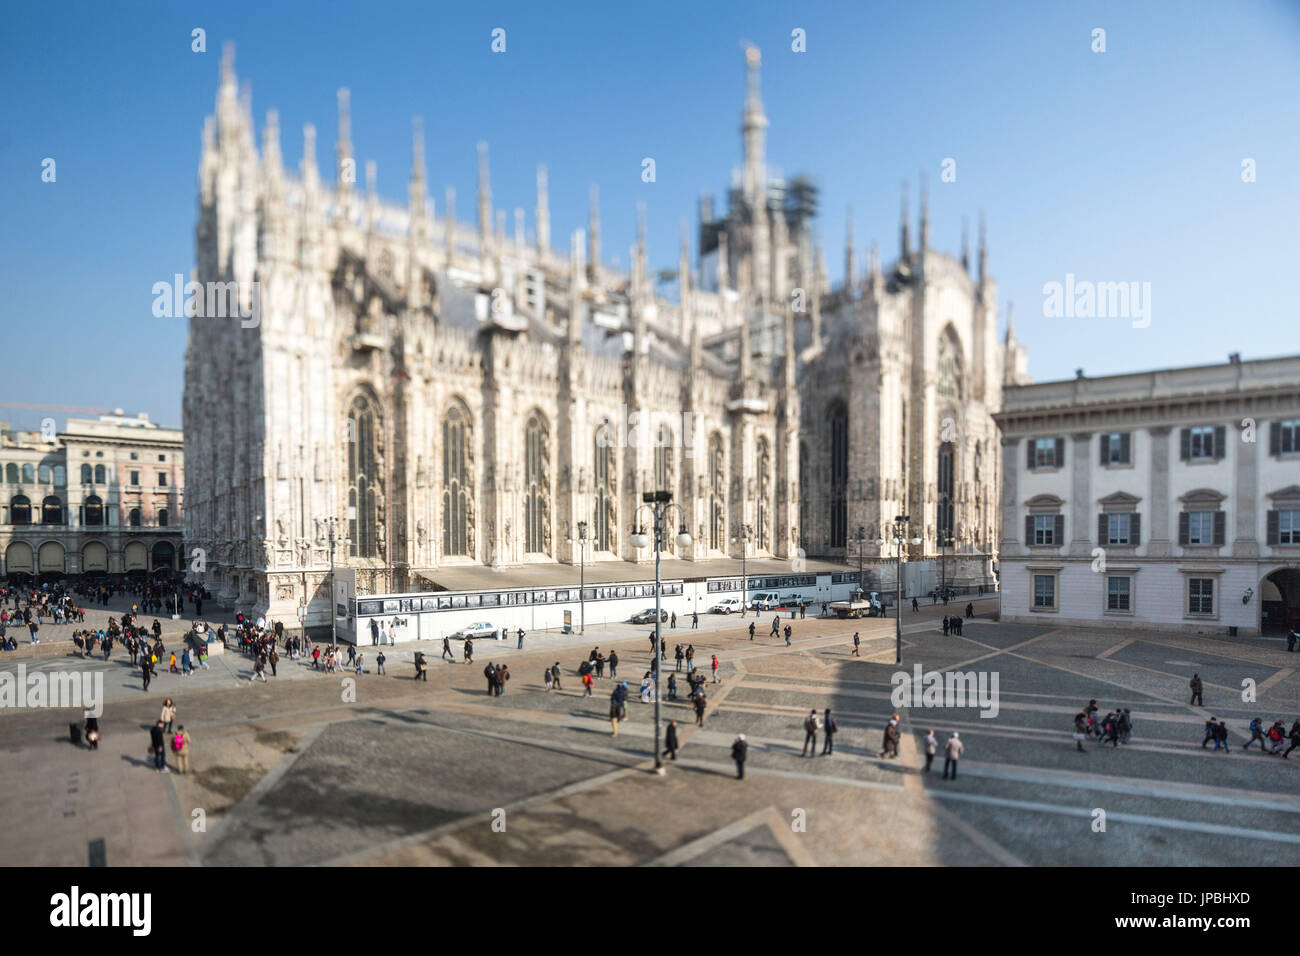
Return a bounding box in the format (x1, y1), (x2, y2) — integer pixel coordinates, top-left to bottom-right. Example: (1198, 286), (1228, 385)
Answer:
(630, 608), (669, 624)
(748, 591), (781, 612)
(453, 621), (500, 641)
(709, 597), (745, 614)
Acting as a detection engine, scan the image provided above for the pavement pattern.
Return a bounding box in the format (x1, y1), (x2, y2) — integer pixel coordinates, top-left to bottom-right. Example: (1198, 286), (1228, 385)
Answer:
(3, 596), (1299, 867)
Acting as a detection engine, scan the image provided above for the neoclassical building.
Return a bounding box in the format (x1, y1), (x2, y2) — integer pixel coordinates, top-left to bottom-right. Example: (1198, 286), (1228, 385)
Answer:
(183, 44), (1026, 625)
(1, 414), (184, 582)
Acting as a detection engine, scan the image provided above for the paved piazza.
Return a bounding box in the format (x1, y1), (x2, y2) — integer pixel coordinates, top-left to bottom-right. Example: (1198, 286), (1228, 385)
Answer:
(1, 597), (1297, 867)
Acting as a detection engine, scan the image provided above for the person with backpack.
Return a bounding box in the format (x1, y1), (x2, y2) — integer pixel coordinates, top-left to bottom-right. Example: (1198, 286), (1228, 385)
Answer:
(731, 734), (748, 779)
(1213, 719), (1231, 753)
(801, 709), (820, 756)
(172, 726), (192, 774)
(484, 661), (497, 695)
(822, 708), (838, 755)
(1244, 717), (1266, 751)
(609, 682), (628, 735)
(582, 669), (594, 698)
(1284, 719), (1300, 759)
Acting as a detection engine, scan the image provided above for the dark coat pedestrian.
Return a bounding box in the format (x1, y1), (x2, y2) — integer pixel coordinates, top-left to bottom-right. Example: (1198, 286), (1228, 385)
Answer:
(731, 734), (748, 778)
(663, 720), (680, 760)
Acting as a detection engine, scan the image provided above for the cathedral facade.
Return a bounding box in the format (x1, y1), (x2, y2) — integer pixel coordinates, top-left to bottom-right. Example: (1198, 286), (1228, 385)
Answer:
(183, 45), (1027, 625)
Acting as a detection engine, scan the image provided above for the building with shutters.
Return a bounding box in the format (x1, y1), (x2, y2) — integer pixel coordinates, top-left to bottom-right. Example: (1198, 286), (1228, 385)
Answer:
(995, 354), (1300, 635)
(0, 414), (185, 582)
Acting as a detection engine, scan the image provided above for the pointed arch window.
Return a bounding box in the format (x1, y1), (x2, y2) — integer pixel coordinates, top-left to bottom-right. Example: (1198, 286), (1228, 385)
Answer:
(347, 392), (381, 558)
(938, 441), (955, 542)
(709, 432), (726, 551)
(653, 424), (674, 494)
(524, 413), (550, 554)
(594, 423), (616, 552)
(938, 329), (963, 401)
(829, 400), (848, 549)
(442, 402), (472, 557)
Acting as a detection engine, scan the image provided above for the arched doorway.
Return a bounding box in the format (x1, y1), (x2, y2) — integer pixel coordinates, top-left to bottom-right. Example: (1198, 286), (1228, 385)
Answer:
(5, 541), (34, 581)
(124, 541), (148, 572)
(82, 541), (109, 573)
(37, 541), (66, 581)
(151, 541), (176, 572)
(1261, 567), (1300, 635)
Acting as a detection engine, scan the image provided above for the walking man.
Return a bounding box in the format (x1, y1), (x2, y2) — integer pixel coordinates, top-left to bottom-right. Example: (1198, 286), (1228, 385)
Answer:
(924, 729), (938, 771)
(822, 709), (837, 755)
(376, 650), (386, 675)
(748, 621), (755, 641)
(691, 611), (698, 629)
(149, 720), (168, 773)
(1189, 672), (1204, 706)
(731, 734), (748, 779)
(942, 732), (963, 779)
(1244, 716), (1266, 751)
(663, 719), (679, 761)
(693, 689), (707, 726)
(852, 632), (861, 657)
(770, 615), (780, 638)
(801, 709), (820, 756)
(711, 653), (720, 683)
(464, 638), (474, 664)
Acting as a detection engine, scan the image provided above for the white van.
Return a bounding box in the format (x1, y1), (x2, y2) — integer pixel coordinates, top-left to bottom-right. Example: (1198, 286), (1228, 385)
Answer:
(748, 592), (781, 611)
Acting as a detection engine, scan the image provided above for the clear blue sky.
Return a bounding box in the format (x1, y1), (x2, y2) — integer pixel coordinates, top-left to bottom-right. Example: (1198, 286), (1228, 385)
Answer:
(2, 0), (1298, 430)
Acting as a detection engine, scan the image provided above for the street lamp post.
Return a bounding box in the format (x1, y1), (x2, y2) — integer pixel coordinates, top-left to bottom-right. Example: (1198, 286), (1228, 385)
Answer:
(631, 490), (691, 773)
(852, 525), (867, 600)
(878, 515), (922, 665)
(576, 521), (587, 634)
(731, 524), (752, 616)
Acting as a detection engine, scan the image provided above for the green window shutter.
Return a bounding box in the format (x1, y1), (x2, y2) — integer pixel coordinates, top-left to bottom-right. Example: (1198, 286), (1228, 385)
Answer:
(1266, 510), (1279, 545)
(1130, 512), (1140, 545)
(1213, 510), (1226, 545)
(1053, 514), (1064, 544)
(1098, 513), (1108, 544)
(1178, 511), (1190, 545)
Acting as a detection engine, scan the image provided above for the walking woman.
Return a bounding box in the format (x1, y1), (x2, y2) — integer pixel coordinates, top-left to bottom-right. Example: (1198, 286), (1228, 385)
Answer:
(161, 698), (176, 735)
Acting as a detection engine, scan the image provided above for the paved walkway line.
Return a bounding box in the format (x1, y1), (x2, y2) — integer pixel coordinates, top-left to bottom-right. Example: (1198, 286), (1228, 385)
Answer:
(927, 799), (1029, 867)
(1256, 668), (1296, 695)
(1097, 637), (1136, 661)
(958, 760), (1300, 812)
(643, 807), (782, 867)
(926, 789), (1300, 846)
(201, 721), (332, 852)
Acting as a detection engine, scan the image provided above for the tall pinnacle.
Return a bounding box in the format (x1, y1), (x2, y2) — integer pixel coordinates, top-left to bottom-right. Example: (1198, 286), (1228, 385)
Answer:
(741, 44), (768, 200)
